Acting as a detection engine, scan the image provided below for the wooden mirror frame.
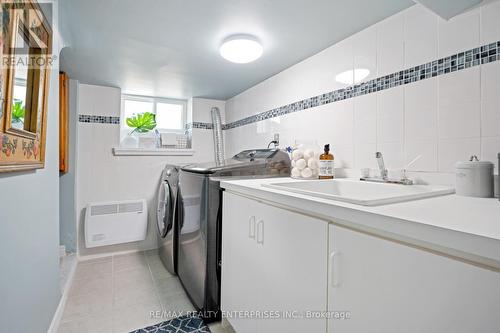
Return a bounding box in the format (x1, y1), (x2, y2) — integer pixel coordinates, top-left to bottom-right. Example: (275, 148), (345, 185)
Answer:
(0, 0), (52, 173)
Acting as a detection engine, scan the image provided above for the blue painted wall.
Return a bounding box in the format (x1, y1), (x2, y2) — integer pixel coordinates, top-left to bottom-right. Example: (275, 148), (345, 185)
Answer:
(0, 1), (62, 330)
(59, 78), (78, 253)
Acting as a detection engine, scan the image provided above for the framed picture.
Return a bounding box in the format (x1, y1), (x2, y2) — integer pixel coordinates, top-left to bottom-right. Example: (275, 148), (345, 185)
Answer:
(0, 0), (52, 172)
(59, 71), (68, 173)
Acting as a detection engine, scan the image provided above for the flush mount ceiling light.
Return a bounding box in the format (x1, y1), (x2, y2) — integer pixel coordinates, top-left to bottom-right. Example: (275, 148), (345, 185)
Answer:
(219, 35), (263, 64)
(335, 68), (370, 85)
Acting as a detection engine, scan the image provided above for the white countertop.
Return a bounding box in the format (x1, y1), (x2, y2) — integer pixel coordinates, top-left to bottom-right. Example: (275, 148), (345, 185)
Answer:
(221, 177), (500, 269)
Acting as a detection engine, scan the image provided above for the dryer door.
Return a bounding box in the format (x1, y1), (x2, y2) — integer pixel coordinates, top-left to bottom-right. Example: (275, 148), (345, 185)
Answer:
(156, 181), (173, 238)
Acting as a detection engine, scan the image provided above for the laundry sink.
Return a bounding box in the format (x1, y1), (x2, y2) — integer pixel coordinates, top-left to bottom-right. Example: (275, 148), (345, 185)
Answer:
(262, 179), (455, 206)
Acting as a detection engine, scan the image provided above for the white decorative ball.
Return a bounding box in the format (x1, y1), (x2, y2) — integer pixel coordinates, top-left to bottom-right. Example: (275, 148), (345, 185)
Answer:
(291, 160), (296, 167)
(291, 150), (303, 160)
(303, 149), (314, 160)
(295, 158), (307, 170)
(301, 167), (313, 178)
(291, 167), (301, 178)
(307, 158), (318, 170)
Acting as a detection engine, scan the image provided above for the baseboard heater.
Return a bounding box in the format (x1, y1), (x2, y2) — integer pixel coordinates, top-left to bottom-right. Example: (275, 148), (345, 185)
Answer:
(84, 199), (148, 248)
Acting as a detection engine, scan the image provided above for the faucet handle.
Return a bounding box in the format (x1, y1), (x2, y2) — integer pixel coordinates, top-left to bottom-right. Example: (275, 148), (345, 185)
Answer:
(400, 169), (414, 185)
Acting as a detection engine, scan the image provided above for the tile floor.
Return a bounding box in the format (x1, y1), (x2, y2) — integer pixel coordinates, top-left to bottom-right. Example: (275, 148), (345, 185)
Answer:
(60, 253), (77, 293)
(58, 250), (234, 333)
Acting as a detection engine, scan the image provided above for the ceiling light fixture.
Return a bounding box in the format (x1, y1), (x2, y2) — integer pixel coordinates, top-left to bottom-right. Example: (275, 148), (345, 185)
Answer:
(219, 35), (263, 64)
(335, 68), (370, 85)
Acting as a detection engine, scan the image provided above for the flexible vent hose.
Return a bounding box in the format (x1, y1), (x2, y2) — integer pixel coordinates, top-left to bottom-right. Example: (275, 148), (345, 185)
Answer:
(211, 107), (225, 166)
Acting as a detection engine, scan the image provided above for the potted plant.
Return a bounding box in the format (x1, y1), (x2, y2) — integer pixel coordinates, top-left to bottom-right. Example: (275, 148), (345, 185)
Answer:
(121, 112), (157, 148)
(11, 101), (25, 129)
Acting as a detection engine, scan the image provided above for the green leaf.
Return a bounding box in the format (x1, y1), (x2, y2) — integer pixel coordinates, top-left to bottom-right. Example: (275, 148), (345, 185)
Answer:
(12, 101), (25, 123)
(125, 112), (156, 133)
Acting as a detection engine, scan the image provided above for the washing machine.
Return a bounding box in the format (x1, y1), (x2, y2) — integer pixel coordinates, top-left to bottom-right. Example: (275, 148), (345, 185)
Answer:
(156, 165), (179, 275)
(176, 149), (291, 321)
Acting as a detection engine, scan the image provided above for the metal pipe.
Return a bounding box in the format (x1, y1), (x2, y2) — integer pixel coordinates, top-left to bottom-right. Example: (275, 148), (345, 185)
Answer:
(211, 107), (225, 166)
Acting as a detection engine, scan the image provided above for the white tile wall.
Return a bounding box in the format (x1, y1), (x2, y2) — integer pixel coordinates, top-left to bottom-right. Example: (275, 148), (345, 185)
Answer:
(355, 143), (378, 170)
(405, 139), (438, 172)
(482, 136), (500, 173)
(354, 94), (377, 145)
(192, 98), (226, 123)
(94, 86), (121, 117)
(377, 14), (405, 77)
(352, 28), (376, 82)
(481, 62), (500, 137)
(404, 5), (438, 68)
(224, 3), (500, 181)
(78, 84), (121, 116)
(377, 86), (404, 145)
(438, 67), (481, 140)
(377, 142), (405, 170)
(328, 38), (355, 91)
(481, 0), (500, 45)
(404, 78), (438, 172)
(327, 100), (354, 168)
(316, 39), (354, 93)
(405, 78), (438, 142)
(438, 8), (480, 58)
(438, 137), (481, 172)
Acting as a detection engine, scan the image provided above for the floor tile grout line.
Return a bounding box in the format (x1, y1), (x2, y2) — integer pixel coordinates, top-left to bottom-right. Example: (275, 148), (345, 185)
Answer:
(63, 252), (188, 332)
(111, 253), (116, 333)
(144, 251), (167, 312)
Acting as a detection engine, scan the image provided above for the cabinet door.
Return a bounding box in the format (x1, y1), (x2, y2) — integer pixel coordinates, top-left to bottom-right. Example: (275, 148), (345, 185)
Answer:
(221, 193), (259, 333)
(256, 202), (328, 333)
(328, 225), (500, 333)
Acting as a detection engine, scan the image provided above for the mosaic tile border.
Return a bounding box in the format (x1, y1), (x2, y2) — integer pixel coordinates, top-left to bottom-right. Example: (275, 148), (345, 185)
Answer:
(185, 122), (214, 130)
(224, 40), (500, 130)
(77, 115), (213, 132)
(78, 114), (120, 124)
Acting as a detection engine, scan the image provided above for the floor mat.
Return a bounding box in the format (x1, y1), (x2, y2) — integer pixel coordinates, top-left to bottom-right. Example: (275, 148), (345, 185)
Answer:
(130, 314), (211, 333)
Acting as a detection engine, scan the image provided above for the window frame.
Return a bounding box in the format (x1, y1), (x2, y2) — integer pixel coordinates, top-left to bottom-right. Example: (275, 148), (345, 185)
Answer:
(121, 94), (187, 134)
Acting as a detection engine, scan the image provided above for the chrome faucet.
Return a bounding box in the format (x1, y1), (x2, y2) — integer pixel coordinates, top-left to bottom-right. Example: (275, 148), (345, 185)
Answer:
(154, 129), (161, 148)
(360, 152), (414, 185)
(376, 152), (388, 180)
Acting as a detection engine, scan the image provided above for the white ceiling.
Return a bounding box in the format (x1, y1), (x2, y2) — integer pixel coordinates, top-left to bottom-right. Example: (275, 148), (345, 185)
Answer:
(415, 0), (483, 19)
(59, 0), (416, 100)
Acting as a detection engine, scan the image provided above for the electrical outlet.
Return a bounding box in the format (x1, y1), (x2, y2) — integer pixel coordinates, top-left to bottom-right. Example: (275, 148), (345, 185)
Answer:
(274, 133), (280, 145)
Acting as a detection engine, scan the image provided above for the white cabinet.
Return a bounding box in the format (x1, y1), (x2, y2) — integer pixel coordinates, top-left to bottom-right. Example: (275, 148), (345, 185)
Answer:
(328, 225), (500, 333)
(222, 192), (328, 333)
(222, 191), (500, 333)
(221, 193), (260, 333)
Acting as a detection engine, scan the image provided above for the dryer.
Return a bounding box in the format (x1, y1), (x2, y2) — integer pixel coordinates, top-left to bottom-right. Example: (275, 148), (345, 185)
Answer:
(156, 165), (179, 275)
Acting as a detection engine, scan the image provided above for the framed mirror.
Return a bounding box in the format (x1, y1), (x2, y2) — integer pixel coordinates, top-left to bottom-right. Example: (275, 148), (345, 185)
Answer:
(0, 0), (52, 172)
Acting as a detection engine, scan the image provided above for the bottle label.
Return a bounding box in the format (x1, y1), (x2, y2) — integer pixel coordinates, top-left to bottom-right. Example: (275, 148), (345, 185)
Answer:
(318, 160), (334, 177)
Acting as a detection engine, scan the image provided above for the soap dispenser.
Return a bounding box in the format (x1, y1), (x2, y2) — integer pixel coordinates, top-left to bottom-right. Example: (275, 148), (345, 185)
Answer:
(318, 144), (334, 179)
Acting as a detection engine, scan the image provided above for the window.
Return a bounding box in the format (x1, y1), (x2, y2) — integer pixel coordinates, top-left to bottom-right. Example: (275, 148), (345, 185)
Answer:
(121, 94), (187, 134)
(12, 78), (27, 130)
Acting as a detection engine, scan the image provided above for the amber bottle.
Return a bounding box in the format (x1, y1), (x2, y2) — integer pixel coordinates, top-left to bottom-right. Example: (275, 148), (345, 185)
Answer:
(318, 144), (334, 179)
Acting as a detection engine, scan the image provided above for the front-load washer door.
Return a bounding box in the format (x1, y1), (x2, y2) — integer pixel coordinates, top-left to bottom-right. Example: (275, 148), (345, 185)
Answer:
(156, 181), (173, 238)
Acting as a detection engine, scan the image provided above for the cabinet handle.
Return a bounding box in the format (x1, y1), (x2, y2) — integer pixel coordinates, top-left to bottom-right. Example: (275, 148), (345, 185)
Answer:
(248, 216), (256, 239)
(329, 251), (341, 288)
(256, 220), (264, 245)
